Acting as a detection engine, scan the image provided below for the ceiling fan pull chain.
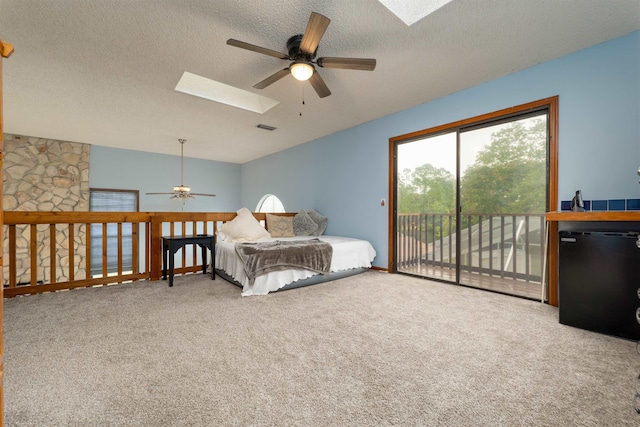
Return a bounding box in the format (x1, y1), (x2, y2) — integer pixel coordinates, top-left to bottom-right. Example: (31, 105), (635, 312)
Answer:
(300, 84), (305, 116)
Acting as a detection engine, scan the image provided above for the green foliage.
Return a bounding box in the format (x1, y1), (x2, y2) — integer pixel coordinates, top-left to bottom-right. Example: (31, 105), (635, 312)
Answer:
(398, 165), (456, 241)
(398, 118), (546, 218)
(461, 119), (546, 214)
(398, 164), (455, 214)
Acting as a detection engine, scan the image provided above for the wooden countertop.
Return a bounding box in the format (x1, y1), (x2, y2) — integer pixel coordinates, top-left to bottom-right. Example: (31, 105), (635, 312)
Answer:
(546, 211), (640, 221)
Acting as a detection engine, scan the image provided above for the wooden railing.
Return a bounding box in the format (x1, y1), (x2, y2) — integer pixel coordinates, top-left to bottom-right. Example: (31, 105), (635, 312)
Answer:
(2, 211), (291, 297)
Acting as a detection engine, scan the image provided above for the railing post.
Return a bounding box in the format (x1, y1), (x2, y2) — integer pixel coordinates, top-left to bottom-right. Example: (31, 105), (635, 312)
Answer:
(438, 214), (443, 267)
(68, 224), (75, 282)
(448, 214), (453, 271)
(525, 215), (530, 281)
(488, 216), (493, 275)
(150, 214), (162, 281)
(500, 216), (505, 278)
(418, 214), (423, 266)
(430, 215), (436, 266)
(478, 215), (483, 275)
(467, 215), (472, 273)
(512, 216), (518, 279)
(8, 225), (16, 288)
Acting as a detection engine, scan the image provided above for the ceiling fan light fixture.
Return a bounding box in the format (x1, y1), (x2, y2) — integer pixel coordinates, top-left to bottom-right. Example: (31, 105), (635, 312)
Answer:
(290, 61), (314, 81)
(170, 192), (195, 201)
(227, 12), (375, 98)
(146, 139), (216, 201)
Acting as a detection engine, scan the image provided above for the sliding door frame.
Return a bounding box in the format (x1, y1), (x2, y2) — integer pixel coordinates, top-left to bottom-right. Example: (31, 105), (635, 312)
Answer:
(388, 96), (559, 301)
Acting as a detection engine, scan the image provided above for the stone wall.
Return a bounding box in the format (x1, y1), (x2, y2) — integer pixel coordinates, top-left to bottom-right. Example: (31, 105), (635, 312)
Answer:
(3, 134), (90, 285)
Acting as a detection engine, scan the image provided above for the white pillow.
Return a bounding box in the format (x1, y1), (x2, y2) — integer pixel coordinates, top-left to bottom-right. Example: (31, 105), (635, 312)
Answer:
(217, 207), (271, 242)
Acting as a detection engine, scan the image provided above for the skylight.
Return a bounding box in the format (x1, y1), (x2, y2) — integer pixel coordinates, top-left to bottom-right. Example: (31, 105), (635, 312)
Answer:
(174, 71), (279, 114)
(377, 0), (453, 26)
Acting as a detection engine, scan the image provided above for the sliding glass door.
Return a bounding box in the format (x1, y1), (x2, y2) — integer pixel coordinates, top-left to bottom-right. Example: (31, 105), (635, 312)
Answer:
(458, 113), (547, 298)
(396, 132), (457, 281)
(393, 101), (553, 300)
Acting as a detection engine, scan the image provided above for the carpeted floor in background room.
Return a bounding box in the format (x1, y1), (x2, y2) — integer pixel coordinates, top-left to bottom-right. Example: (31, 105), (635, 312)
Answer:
(3, 270), (639, 426)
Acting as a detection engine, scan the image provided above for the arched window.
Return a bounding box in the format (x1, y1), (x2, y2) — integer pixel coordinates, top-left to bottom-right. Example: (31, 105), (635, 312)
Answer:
(256, 194), (285, 213)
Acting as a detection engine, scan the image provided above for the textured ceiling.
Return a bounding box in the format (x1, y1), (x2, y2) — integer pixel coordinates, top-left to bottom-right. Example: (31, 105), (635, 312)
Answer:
(1, 0), (639, 164)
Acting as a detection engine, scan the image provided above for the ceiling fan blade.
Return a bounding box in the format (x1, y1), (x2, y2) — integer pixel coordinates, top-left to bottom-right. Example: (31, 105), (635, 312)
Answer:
(317, 57), (376, 71)
(253, 68), (290, 89)
(227, 39), (289, 60)
(299, 12), (330, 55)
(309, 72), (331, 98)
(190, 193), (217, 197)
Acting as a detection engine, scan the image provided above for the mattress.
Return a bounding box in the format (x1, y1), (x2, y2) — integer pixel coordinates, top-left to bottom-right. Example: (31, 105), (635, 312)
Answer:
(216, 235), (376, 296)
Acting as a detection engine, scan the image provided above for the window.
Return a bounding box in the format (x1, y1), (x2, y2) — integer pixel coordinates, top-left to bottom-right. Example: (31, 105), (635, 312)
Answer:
(89, 189), (139, 277)
(256, 194), (285, 213)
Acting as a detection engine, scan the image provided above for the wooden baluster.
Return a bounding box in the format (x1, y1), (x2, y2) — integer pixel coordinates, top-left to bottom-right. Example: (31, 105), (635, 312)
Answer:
(30, 224), (37, 286)
(69, 223), (75, 282)
(117, 222), (123, 277)
(85, 223), (91, 281)
(132, 222), (139, 277)
(181, 221), (186, 272)
(8, 225), (16, 288)
(102, 223), (108, 278)
(192, 220), (197, 269)
(144, 221), (150, 276)
(50, 224), (56, 285)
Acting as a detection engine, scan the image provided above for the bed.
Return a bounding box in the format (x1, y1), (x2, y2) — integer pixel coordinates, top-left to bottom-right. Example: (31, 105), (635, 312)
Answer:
(214, 208), (376, 296)
(216, 235), (376, 296)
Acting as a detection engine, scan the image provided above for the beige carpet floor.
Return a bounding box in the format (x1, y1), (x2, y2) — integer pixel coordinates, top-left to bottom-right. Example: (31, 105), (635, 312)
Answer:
(3, 271), (639, 426)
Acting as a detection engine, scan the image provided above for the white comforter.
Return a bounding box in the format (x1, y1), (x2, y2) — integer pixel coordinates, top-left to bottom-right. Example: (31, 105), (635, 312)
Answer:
(216, 235), (376, 296)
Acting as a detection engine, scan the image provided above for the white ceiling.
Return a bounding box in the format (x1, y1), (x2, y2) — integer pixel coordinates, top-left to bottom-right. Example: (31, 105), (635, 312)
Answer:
(1, 0), (639, 164)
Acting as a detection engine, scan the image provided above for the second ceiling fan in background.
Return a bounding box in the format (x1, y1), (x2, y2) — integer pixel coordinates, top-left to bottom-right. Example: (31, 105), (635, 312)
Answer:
(227, 12), (376, 98)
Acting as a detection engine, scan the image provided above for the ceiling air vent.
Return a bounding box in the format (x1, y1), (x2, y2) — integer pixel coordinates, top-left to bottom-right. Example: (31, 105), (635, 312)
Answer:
(256, 124), (277, 131)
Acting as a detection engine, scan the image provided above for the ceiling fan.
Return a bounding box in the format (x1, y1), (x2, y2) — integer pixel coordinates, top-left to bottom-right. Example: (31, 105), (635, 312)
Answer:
(146, 139), (216, 201)
(227, 12), (376, 98)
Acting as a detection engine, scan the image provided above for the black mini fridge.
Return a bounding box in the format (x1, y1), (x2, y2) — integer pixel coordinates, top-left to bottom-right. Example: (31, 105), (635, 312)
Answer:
(558, 230), (640, 341)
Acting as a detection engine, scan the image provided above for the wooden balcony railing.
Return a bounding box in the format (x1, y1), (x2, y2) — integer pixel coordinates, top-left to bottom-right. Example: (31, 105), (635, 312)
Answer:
(2, 211), (288, 297)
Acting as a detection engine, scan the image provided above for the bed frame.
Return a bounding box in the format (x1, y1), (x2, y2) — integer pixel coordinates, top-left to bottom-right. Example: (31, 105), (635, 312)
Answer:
(215, 267), (370, 293)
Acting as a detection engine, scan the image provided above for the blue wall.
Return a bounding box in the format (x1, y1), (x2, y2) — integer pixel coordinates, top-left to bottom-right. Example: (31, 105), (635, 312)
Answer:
(240, 31), (640, 269)
(90, 145), (241, 212)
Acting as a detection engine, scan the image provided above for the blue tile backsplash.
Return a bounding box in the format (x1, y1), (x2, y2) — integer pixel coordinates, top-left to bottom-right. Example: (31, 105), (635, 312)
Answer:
(627, 199), (640, 210)
(591, 200), (607, 211)
(608, 199), (626, 211)
(560, 197), (640, 211)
